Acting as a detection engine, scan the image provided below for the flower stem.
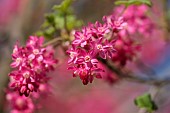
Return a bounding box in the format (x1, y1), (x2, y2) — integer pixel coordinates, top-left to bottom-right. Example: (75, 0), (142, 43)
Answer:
(42, 37), (63, 47)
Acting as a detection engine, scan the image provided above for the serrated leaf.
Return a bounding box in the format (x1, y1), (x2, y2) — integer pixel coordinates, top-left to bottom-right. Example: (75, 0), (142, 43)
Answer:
(134, 94), (158, 113)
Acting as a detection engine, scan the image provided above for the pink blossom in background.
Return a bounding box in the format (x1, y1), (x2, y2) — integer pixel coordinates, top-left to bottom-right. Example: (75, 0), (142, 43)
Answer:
(0, 0), (21, 25)
(140, 31), (166, 65)
(68, 88), (116, 113)
(6, 92), (35, 113)
(114, 5), (154, 37)
(111, 35), (140, 66)
(98, 62), (119, 85)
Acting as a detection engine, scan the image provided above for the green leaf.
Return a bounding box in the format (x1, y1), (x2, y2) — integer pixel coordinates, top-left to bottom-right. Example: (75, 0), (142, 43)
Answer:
(142, 0), (152, 7)
(115, 0), (152, 7)
(53, 0), (73, 12)
(114, 0), (129, 6)
(45, 14), (55, 25)
(66, 15), (83, 30)
(36, 0), (83, 39)
(134, 94), (158, 113)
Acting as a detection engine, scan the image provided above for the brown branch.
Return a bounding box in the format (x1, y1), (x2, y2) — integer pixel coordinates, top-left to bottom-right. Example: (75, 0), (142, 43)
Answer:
(42, 37), (63, 47)
(99, 59), (170, 86)
(162, 0), (170, 42)
(135, 59), (156, 76)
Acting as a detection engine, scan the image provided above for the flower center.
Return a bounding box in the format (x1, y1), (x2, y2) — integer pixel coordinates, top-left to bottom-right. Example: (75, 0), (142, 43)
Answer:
(33, 49), (39, 55)
(23, 72), (30, 78)
(98, 27), (104, 33)
(70, 52), (76, 58)
(114, 21), (121, 26)
(84, 56), (91, 62)
(97, 44), (102, 50)
(16, 58), (22, 63)
(30, 40), (34, 45)
(80, 34), (85, 40)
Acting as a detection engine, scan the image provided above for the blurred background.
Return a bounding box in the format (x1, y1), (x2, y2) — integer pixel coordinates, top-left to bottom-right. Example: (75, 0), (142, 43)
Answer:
(0, 0), (170, 113)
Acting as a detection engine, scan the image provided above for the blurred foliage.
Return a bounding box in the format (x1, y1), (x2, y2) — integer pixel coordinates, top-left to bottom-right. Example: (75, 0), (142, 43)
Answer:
(36, 0), (83, 39)
(115, 0), (152, 7)
(134, 93), (158, 113)
(53, 0), (73, 13)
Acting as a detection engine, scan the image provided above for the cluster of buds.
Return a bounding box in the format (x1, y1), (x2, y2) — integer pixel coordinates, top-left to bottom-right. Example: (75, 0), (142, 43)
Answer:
(8, 36), (58, 97)
(67, 13), (127, 85)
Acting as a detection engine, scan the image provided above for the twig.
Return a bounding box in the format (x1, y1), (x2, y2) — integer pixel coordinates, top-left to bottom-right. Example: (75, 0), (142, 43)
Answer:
(42, 37), (63, 47)
(99, 59), (170, 86)
(162, 0), (170, 42)
(136, 59), (156, 76)
(63, 13), (69, 34)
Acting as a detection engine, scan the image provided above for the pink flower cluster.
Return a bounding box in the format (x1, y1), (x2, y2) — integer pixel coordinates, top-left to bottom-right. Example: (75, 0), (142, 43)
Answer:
(67, 15), (127, 85)
(112, 35), (140, 66)
(8, 36), (57, 97)
(6, 83), (50, 113)
(6, 92), (35, 113)
(116, 5), (154, 36)
(67, 5), (154, 84)
(110, 5), (154, 66)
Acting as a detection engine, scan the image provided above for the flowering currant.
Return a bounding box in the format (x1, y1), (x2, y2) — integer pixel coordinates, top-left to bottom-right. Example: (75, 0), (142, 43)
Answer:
(67, 13), (128, 84)
(9, 36), (58, 96)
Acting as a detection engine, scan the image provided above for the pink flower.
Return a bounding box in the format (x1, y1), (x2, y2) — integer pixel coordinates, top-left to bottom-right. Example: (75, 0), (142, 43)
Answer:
(93, 37), (106, 59)
(76, 50), (98, 67)
(68, 65), (103, 85)
(72, 27), (92, 47)
(112, 36), (140, 66)
(103, 16), (127, 33)
(67, 45), (80, 64)
(103, 39), (116, 59)
(91, 21), (110, 37)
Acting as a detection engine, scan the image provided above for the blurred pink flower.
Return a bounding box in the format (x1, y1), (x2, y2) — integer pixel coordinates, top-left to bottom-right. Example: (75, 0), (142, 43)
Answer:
(0, 0), (21, 25)
(6, 92), (34, 113)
